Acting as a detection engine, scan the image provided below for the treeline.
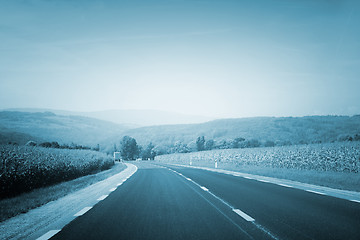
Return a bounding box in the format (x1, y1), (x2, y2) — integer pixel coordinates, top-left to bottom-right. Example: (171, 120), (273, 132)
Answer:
(116, 132), (360, 160)
(116, 136), (276, 160)
(115, 136), (156, 161)
(153, 137), (272, 155)
(337, 133), (360, 142)
(23, 141), (100, 151)
(110, 132), (360, 161)
(130, 132), (360, 157)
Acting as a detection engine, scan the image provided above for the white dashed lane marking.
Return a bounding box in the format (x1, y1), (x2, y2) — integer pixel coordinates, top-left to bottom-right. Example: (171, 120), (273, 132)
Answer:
(36, 230), (61, 240)
(166, 167), (279, 240)
(97, 195), (108, 201)
(74, 207), (92, 217)
(233, 209), (255, 222)
(36, 165), (138, 240)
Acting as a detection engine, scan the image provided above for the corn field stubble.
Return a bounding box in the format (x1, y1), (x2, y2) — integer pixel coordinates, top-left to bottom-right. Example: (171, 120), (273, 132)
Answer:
(0, 145), (115, 199)
(155, 142), (360, 191)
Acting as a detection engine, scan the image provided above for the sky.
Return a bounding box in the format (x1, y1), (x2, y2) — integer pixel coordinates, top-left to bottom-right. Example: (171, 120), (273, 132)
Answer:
(0, 0), (359, 118)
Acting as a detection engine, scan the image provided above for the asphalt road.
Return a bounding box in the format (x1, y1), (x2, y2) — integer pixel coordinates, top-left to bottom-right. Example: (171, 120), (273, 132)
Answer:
(51, 162), (360, 240)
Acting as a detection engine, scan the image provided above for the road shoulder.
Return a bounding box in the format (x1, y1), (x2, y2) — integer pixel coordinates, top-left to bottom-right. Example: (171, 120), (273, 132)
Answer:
(0, 163), (137, 240)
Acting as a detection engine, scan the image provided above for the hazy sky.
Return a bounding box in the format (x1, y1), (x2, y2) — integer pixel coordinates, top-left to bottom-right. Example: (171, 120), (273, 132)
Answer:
(1, 0), (359, 118)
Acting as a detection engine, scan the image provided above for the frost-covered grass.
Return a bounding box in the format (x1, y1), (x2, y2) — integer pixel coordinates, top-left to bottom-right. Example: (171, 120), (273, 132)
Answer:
(156, 142), (360, 191)
(0, 145), (115, 199)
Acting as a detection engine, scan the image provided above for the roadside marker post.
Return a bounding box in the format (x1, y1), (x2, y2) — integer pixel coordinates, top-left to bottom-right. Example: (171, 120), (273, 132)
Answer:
(215, 159), (218, 168)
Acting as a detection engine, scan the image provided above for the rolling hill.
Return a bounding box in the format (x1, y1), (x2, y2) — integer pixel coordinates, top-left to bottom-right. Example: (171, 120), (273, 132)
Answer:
(117, 115), (360, 150)
(1, 110), (359, 155)
(0, 126), (43, 145)
(4, 108), (212, 126)
(0, 111), (129, 147)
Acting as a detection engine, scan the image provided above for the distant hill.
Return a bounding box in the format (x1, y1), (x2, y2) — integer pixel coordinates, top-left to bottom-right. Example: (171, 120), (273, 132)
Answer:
(4, 108), (213, 126)
(2, 111), (359, 155)
(0, 126), (42, 145)
(0, 111), (129, 147)
(117, 115), (360, 149)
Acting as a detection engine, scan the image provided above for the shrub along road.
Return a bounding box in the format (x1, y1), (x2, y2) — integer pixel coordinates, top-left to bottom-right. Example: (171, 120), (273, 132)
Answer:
(51, 162), (360, 240)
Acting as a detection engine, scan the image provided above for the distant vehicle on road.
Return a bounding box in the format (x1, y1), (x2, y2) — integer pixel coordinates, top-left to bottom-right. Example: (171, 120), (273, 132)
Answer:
(113, 152), (121, 162)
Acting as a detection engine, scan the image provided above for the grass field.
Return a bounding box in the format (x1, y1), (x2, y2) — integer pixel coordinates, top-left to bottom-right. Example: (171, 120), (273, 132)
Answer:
(155, 142), (360, 191)
(0, 145), (115, 199)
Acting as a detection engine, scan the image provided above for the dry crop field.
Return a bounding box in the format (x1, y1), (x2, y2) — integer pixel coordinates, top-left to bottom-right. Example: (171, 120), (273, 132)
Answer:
(0, 145), (114, 199)
(156, 142), (360, 173)
(156, 142), (360, 191)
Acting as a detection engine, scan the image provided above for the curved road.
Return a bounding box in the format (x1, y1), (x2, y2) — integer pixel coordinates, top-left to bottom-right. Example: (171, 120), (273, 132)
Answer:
(51, 162), (360, 240)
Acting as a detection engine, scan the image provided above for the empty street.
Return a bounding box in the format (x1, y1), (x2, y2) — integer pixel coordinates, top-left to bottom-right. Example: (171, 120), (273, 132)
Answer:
(49, 162), (360, 240)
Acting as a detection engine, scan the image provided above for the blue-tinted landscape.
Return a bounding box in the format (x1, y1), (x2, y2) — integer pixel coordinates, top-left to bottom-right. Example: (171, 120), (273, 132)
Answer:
(1, 1), (360, 239)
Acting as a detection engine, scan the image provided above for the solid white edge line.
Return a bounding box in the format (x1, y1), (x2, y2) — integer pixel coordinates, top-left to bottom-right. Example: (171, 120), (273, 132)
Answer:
(200, 186), (209, 191)
(171, 163), (360, 204)
(186, 177), (192, 181)
(233, 209), (255, 222)
(36, 230), (61, 240)
(258, 179), (270, 183)
(306, 190), (326, 195)
(109, 187), (117, 192)
(74, 207), (92, 217)
(97, 195), (108, 201)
